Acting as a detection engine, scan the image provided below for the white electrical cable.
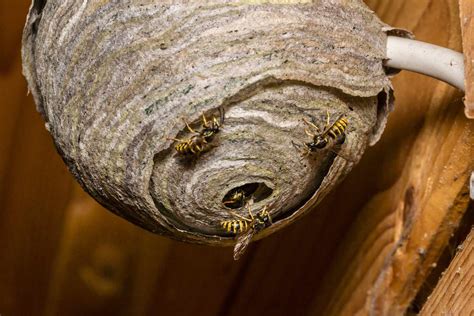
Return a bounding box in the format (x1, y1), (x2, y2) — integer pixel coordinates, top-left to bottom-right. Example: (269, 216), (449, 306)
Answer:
(385, 36), (465, 92)
(386, 36), (472, 197)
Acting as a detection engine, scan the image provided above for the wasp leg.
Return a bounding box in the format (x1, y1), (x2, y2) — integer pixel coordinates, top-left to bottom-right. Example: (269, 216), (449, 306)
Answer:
(223, 200), (240, 207)
(323, 110), (331, 130)
(265, 207), (273, 224)
(167, 137), (186, 142)
(245, 199), (256, 221)
(291, 140), (310, 158)
(303, 117), (320, 133)
(227, 210), (252, 222)
(190, 144), (204, 154)
(304, 128), (315, 137)
(201, 113), (208, 127)
(302, 145), (311, 157)
(183, 118), (199, 134)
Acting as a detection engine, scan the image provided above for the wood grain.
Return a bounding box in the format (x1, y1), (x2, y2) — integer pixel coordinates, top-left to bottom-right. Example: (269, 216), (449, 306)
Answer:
(460, 0), (474, 118)
(420, 228), (474, 315)
(0, 1), (76, 314)
(47, 190), (178, 315)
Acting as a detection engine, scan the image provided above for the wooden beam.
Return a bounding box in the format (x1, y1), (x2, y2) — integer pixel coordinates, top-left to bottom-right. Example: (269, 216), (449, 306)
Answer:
(420, 228), (474, 315)
(309, 1), (474, 314)
(460, 0), (474, 118)
(43, 187), (173, 316)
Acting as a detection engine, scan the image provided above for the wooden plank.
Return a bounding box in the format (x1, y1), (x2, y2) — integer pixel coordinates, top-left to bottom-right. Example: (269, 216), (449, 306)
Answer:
(0, 98), (76, 315)
(43, 191), (250, 316)
(420, 228), (474, 315)
(0, 84), (76, 315)
(309, 0), (474, 315)
(0, 1), (31, 72)
(143, 242), (248, 316)
(43, 187), (172, 316)
(0, 1), (78, 314)
(0, 0), (34, 195)
(460, 0), (474, 118)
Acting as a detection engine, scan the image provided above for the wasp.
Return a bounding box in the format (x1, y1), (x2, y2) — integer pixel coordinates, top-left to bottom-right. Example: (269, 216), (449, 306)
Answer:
(171, 133), (207, 156)
(222, 188), (249, 209)
(199, 111), (222, 140)
(168, 108), (224, 156)
(221, 200), (272, 260)
(293, 111), (352, 161)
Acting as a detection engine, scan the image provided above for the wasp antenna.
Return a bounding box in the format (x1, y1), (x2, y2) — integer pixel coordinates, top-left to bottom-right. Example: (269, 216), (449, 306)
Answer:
(291, 140), (309, 157)
(261, 205), (272, 221)
(291, 140), (301, 149)
(228, 210), (252, 222)
(246, 199), (255, 220)
(324, 110), (330, 129)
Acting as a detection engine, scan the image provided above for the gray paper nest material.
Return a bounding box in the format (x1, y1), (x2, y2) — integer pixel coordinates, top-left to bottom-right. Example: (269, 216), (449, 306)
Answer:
(22, 0), (403, 244)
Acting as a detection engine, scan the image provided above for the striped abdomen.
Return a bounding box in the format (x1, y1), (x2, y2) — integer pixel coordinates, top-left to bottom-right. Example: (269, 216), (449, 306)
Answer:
(175, 136), (206, 155)
(221, 220), (250, 234)
(325, 117), (348, 140)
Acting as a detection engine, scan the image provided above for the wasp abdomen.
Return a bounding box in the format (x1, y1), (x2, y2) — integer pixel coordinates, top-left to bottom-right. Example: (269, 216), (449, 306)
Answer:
(327, 117), (348, 140)
(174, 137), (206, 155)
(170, 111), (223, 157)
(222, 220), (249, 234)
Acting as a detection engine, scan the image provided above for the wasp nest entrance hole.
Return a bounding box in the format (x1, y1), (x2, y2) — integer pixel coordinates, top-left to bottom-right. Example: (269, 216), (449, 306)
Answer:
(222, 183), (273, 209)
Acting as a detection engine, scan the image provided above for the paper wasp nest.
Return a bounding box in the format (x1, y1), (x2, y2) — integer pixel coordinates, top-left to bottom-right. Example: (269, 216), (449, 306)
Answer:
(22, 0), (404, 245)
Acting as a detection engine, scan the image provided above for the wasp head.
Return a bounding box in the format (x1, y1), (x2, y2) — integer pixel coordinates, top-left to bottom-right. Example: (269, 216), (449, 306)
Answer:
(223, 189), (246, 208)
(254, 207), (272, 230)
(312, 135), (328, 149)
(202, 116), (220, 139)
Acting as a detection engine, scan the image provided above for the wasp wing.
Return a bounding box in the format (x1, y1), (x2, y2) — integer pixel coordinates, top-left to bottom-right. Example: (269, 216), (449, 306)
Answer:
(218, 106), (225, 124)
(330, 148), (356, 163)
(233, 228), (255, 261)
(328, 136), (356, 163)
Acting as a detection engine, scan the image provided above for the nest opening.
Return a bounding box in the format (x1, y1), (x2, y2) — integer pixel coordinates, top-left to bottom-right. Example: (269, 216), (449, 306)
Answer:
(222, 182), (273, 209)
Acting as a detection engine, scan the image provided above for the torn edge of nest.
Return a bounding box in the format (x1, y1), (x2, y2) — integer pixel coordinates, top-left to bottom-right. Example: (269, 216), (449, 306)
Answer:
(459, 0), (473, 118)
(368, 26), (413, 146)
(21, 0), (48, 119)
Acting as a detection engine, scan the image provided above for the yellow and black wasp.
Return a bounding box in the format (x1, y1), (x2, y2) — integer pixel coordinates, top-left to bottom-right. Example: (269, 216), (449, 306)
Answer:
(293, 111), (352, 161)
(168, 108), (224, 156)
(222, 188), (249, 209)
(221, 199), (272, 260)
